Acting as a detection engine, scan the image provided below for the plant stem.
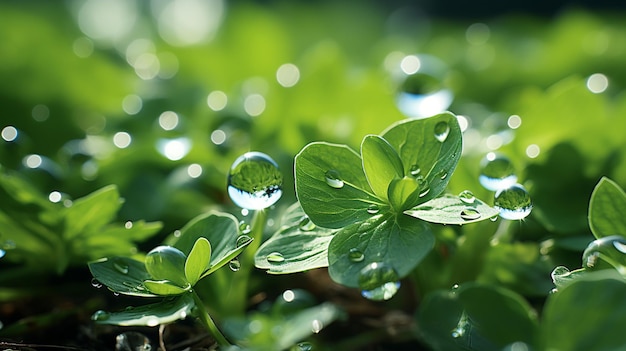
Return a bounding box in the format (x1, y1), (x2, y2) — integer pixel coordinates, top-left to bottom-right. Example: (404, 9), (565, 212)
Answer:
(192, 290), (231, 346)
(228, 209), (267, 315)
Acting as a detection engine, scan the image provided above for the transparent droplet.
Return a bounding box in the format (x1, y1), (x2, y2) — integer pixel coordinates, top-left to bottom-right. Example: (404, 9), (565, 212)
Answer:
(582, 236), (626, 276)
(348, 248), (365, 263)
(478, 153), (517, 191)
(0, 249), (5, 259)
(91, 278), (103, 289)
(114, 262), (129, 275)
(239, 221), (251, 235)
(227, 152), (283, 210)
(324, 170), (344, 189)
(144, 246), (187, 287)
(409, 164), (421, 177)
(460, 208), (481, 221)
(459, 190), (475, 204)
(419, 187), (430, 198)
(451, 311), (469, 339)
(115, 332), (152, 351)
(91, 310), (110, 321)
(366, 204), (380, 214)
(416, 176), (429, 197)
(358, 262), (401, 301)
(494, 184), (532, 220)
(267, 252), (285, 263)
(395, 56), (453, 118)
(229, 258), (241, 272)
(311, 319), (323, 334)
(236, 234), (253, 247)
(438, 170), (448, 180)
(296, 342), (313, 351)
(434, 121), (450, 142)
(299, 216), (316, 231)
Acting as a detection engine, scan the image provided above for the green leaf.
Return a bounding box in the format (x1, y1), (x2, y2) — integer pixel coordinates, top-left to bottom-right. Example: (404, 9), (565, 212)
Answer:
(255, 204), (335, 274)
(88, 256), (156, 297)
(328, 213), (434, 288)
(361, 135), (404, 200)
(185, 237), (211, 285)
(381, 112), (462, 205)
(94, 294), (194, 326)
(145, 246), (188, 287)
(167, 211), (252, 277)
(542, 271), (626, 351)
(588, 177), (626, 239)
(387, 177), (421, 211)
(143, 280), (190, 296)
(294, 142), (383, 229)
(404, 194), (499, 225)
(63, 185), (122, 240)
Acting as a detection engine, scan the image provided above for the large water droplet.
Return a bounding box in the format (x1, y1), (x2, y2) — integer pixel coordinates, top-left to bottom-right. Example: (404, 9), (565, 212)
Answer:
(115, 331), (152, 351)
(229, 258), (241, 272)
(395, 56), (453, 118)
(91, 278), (103, 289)
(324, 170), (344, 189)
(91, 310), (110, 321)
(459, 190), (475, 204)
(582, 236), (626, 276)
(299, 216), (316, 231)
(409, 164), (421, 177)
(460, 208), (481, 220)
(434, 121), (450, 142)
(144, 246), (187, 287)
(239, 221), (251, 235)
(267, 252), (285, 263)
(366, 204), (380, 214)
(494, 184), (532, 220)
(236, 234), (253, 247)
(358, 262), (401, 301)
(227, 152), (283, 210)
(348, 248), (365, 263)
(478, 153), (517, 191)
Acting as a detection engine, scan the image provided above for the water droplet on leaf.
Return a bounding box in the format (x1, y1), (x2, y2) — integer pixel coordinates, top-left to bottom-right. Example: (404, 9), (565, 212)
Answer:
(114, 262), (129, 275)
(494, 184), (532, 220)
(239, 221), (251, 235)
(324, 170), (344, 189)
(236, 235), (252, 247)
(146, 317), (160, 327)
(311, 319), (323, 333)
(91, 278), (103, 289)
(229, 258), (241, 272)
(458, 190), (475, 204)
(460, 208), (481, 220)
(582, 236), (626, 276)
(91, 310), (110, 321)
(409, 164), (421, 177)
(395, 57), (453, 118)
(366, 204), (380, 214)
(116, 331), (152, 351)
(438, 170), (448, 180)
(267, 252), (285, 263)
(478, 153), (517, 191)
(297, 342), (313, 351)
(358, 262), (401, 301)
(299, 216), (316, 231)
(0, 249), (5, 259)
(145, 246), (187, 287)
(348, 248), (365, 263)
(227, 152), (283, 210)
(434, 121), (450, 142)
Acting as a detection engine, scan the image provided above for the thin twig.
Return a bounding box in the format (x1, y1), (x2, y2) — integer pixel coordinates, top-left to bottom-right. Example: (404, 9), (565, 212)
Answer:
(0, 341), (84, 350)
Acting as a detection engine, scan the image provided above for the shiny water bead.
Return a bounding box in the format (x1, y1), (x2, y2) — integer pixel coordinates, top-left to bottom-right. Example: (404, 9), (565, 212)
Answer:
(434, 121), (450, 142)
(115, 331), (152, 351)
(324, 169), (344, 189)
(348, 248), (365, 262)
(236, 234), (252, 247)
(358, 262), (401, 301)
(227, 152), (283, 210)
(91, 310), (111, 321)
(144, 246), (188, 287)
(266, 252), (285, 263)
(494, 184), (532, 220)
(366, 204), (380, 214)
(299, 216), (316, 231)
(459, 190), (475, 204)
(582, 235), (626, 276)
(229, 258), (241, 272)
(460, 208), (481, 220)
(478, 153), (517, 191)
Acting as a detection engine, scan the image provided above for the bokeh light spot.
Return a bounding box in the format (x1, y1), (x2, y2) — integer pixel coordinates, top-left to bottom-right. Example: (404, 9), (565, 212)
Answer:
(507, 115), (522, 129)
(122, 95), (143, 115)
(276, 63), (300, 87)
(1, 126), (18, 142)
(244, 94), (266, 117)
(187, 163), (203, 178)
(586, 73), (608, 94)
(32, 104), (50, 122)
(400, 55), (420, 75)
(207, 91), (227, 111)
(210, 130), (226, 145)
(158, 111), (179, 130)
(113, 132), (132, 148)
(526, 144), (540, 158)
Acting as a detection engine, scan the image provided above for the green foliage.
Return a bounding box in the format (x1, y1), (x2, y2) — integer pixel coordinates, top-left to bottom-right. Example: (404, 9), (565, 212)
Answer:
(588, 177), (626, 239)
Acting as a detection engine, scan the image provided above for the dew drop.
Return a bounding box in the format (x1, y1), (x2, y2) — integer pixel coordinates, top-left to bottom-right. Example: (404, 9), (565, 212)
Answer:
(451, 312), (469, 339)
(144, 246), (187, 287)
(297, 342), (313, 351)
(348, 248), (365, 263)
(311, 319), (323, 334)
(0, 249), (5, 259)
(494, 184), (532, 220)
(324, 170), (344, 189)
(366, 204), (380, 214)
(434, 121), (450, 142)
(582, 236), (626, 276)
(299, 216), (316, 231)
(358, 262), (401, 301)
(91, 278), (103, 289)
(236, 234), (253, 247)
(419, 187), (430, 198)
(478, 153), (517, 191)
(229, 258), (241, 272)
(239, 221), (251, 235)
(227, 152), (283, 210)
(146, 317), (160, 327)
(267, 252), (285, 263)
(439, 170), (448, 180)
(460, 208), (481, 221)
(116, 331), (152, 351)
(395, 56), (453, 118)
(114, 262), (129, 275)
(409, 164), (421, 177)
(458, 190), (475, 204)
(91, 310), (110, 321)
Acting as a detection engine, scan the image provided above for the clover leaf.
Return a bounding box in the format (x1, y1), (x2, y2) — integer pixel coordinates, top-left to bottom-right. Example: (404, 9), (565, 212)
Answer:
(285, 112), (498, 289)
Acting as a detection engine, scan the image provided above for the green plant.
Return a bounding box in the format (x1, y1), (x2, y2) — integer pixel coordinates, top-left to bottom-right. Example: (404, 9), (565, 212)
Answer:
(256, 112), (500, 300)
